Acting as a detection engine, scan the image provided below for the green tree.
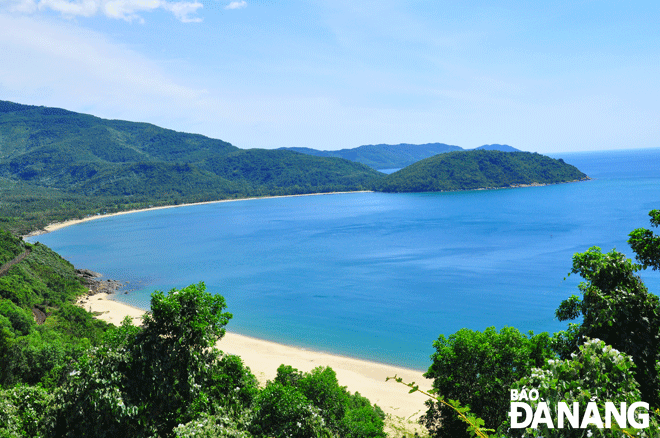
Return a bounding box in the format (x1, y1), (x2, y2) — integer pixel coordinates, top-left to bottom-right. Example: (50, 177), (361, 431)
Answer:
(131, 282), (233, 428)
(261, 365), (386, 438)
(251, 382), (332, 438)
(629, 209), (660, 271)
(53, 282), (252, 438)
(421, 326), (553, 438)
(555, 246), (660, 407)
(0, 384), (55, 438)
(52, 322), (141, 438)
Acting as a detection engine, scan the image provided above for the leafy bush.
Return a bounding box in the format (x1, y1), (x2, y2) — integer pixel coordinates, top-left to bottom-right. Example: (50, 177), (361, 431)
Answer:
(251, 382), (332, 438)
(208, 354), (260, 411)
(0, 384), (55, 438)
(264, 365), (386, 438)
(0, 329), (90, 387)
(52, 334), (141, 438)
(173, 410), (255, 438)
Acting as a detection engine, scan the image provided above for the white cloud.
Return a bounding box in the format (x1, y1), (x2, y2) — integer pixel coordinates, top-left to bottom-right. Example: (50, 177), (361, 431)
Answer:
(162, 0), (202, 22)
(39, 0), (99, 17)
(0, 0), (202, 22)
(0, 14), (217, 127)
(1, 0), (38, 13)
(224, 0), (245, 10)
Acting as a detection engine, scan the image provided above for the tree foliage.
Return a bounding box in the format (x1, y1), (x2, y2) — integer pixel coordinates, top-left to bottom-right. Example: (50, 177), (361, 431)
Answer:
(53, 283), (256, 438)
(629, 209), (660, 271)
(555, 245), (660, 406)
(0, 384), (55, 438)
(421, 326), (554, 438)
(250, 364), (386, 438)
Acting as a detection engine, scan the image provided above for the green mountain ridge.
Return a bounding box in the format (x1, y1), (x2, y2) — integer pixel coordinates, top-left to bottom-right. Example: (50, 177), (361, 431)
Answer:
(0, 100), (380, 191)
(0, 100), (382, 233)
(0, 227), (108, 386)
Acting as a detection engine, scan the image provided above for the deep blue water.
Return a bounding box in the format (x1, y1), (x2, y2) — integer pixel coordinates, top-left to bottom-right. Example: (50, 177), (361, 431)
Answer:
(29, 148), (660, 370)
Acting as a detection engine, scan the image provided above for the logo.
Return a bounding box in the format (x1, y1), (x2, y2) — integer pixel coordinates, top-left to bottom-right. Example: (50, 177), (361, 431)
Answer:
(509, 389), (649, 429)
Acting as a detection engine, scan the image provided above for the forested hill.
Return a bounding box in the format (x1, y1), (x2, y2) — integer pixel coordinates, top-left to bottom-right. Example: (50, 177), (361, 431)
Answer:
(0, 100), (381, 234)
(280, 143), (521, 169)
(373, 150), (588, 193)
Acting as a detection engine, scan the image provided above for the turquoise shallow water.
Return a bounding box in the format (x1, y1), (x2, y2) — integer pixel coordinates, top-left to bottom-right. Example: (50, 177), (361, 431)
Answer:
(29, 148), (660, 370)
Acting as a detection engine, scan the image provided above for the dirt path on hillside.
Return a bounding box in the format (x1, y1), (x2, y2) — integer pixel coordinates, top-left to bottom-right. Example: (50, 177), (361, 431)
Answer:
(0, 248), (31, 278)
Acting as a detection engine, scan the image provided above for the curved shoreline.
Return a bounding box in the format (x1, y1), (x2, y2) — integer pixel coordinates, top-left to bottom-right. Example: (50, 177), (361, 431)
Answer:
(25, 191), (373, 237)
(25, 179), (590, 238)
(79, 292), (430, 433)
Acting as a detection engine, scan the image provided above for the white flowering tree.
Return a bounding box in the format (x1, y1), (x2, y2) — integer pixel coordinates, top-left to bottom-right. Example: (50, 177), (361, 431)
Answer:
(506, 338), (658, 438)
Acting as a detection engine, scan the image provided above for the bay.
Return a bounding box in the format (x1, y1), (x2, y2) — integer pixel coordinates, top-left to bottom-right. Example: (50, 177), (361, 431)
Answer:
(29, 148), (660, 370)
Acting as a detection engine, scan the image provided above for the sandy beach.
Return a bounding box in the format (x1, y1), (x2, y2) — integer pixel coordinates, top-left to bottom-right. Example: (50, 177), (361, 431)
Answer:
(78, 292), (431, 435)
(30, 191), (371, 236)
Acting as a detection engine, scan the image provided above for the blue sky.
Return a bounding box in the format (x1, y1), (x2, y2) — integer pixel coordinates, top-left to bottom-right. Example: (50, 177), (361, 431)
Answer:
(0, 1), (658, 153)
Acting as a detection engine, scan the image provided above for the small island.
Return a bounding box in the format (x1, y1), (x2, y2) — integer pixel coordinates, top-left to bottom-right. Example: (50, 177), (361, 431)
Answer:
(373, 150), (589, 193)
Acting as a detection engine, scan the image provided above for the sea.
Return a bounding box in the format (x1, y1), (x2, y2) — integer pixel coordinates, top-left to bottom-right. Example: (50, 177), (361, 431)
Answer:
(28, 148), (660, 371)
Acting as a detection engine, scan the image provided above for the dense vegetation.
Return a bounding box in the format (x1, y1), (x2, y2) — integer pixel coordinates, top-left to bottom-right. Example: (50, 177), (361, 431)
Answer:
(0, 229), (108, 389)
(0, 281), (386, 438)
(374, 150), (588, 192)
(420, 327), (554, 437)
(281, 143), (520, 170)
(0, 100), (381, 234)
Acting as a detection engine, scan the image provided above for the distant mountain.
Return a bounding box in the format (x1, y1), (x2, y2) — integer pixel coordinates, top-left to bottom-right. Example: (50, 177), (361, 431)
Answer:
(282, 143), (521, 170)
(373, 150), (588, 193)
(472, 144), (520, 152)
(281, 143), (463, 170)
(0, 100), (381, 232)
(0, 100), (381, 194)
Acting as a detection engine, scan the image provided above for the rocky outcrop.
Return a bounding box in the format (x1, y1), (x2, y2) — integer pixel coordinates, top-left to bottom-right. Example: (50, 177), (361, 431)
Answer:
(76, 268), (124, 295)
